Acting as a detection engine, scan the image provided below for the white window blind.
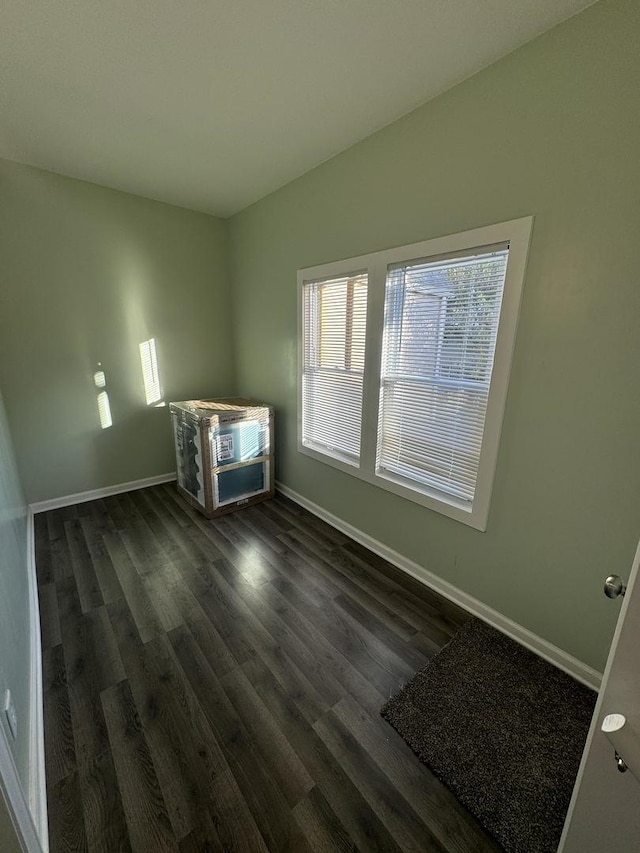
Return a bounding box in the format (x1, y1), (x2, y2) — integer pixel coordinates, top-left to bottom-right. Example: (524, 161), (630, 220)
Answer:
(377, 245), (509, 503)
(302, 272), (368, 465)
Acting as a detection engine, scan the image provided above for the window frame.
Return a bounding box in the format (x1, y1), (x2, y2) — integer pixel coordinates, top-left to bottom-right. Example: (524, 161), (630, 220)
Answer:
(297, 217), (533, 531)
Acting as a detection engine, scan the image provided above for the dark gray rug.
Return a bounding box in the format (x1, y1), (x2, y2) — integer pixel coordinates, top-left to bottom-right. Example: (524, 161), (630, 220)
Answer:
(381, 619), (596, 853)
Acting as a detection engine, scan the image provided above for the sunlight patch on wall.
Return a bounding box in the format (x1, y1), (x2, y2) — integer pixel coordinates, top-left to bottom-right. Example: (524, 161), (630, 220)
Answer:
(94, 365), (112, 429)
(139, 338), (165, 406)
(97, 391), (112, 429)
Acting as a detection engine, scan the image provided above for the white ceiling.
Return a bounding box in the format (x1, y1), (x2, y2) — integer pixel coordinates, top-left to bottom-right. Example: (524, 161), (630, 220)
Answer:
(1, 0), (595, 217)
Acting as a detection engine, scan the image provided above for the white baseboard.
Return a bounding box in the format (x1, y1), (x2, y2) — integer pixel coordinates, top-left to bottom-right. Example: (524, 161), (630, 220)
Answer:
(276, 482), (602, 692)
(30, 473), (177, 514)
(26, 509), (48, 852)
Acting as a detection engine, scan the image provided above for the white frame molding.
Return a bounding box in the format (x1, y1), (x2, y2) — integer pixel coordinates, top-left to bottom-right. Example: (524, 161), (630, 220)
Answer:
(297, 217), (534, 531)
(26, 509), (47, 851)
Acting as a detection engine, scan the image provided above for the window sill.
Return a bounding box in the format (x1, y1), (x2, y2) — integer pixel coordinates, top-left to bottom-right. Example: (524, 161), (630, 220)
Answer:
(298, 442), (489, 531)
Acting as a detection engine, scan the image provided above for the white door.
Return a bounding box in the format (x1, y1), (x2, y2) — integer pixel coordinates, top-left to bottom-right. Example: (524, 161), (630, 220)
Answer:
(559, 538), (640, 852)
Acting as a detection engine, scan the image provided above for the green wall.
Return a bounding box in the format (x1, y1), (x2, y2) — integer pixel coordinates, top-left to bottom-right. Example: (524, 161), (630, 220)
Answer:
(0, 390), (30, 793)
(1, 0), (637, 675)
(228, 0), (640, 671)
(0, 159), (234, 503)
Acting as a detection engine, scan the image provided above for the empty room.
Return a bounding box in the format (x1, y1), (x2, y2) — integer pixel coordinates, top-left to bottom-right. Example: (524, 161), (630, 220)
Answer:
(1, 0), (639, 850)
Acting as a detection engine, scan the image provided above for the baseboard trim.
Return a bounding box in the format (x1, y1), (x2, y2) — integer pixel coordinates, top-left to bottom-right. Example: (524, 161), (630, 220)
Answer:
(30, 473), (177, 514)
(26, 509), (48, 851)
(276, 482), (602, 692)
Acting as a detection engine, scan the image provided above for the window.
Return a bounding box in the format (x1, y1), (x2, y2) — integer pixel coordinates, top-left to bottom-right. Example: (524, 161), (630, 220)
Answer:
(377, 245), (509, 503)
(298, 218), (533, 530)
(301, 272), (368, 465)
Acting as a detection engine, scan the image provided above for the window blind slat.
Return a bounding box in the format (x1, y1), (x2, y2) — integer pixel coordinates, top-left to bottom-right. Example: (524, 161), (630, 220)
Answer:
(377, 247), (509, 502)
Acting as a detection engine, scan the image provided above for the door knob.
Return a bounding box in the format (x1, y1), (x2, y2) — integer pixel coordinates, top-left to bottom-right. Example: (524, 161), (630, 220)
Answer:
(602, 714), (640, 781)
(604, 575), (627, 599)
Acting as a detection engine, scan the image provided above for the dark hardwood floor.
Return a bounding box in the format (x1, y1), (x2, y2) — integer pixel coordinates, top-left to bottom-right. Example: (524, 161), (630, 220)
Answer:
(35, 484), (502, 853)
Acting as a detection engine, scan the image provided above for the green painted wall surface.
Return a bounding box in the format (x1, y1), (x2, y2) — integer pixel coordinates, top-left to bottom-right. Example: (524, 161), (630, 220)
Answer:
(229, 0), (640, 671)
(0, 390), (30, 792)
(0, 159), (234, 503)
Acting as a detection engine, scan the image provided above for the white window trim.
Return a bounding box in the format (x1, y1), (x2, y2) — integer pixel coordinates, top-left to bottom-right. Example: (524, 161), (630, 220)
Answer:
(297, 216), (534, 531)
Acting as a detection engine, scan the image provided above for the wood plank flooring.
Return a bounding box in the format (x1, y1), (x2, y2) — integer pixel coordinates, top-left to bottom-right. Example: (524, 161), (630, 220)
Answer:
(36, 484), (502, 853)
